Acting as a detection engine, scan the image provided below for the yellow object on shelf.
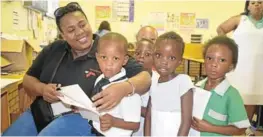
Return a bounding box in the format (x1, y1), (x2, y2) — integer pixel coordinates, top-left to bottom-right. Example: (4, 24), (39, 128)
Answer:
(1, 56), (12, 68)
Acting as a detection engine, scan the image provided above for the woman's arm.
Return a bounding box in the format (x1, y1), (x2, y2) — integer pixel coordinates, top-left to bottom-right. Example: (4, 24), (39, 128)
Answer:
(177, 89), (193, 136)
(217, 15), (241, 35)
(128, 71), (151, 95)
(144, 97), (151, 136)
(23, 74), (61, 103)
(192, 117), (246, 135)
(23, 74), (46, 96)
(92, 71), (151, 111)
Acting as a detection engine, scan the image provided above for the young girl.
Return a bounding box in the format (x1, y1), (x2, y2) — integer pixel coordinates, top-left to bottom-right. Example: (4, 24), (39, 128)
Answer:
(192, 36), (251, 136)
(144, 31), (193, 136)
(133, 38), (157, 136)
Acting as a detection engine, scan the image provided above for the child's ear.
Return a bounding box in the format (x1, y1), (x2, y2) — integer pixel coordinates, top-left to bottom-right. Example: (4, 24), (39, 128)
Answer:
(95, 52), (99, 59)
(228, 64), (234, 72)
(178, 57), (183, 64)
(123, 55), (129, 66)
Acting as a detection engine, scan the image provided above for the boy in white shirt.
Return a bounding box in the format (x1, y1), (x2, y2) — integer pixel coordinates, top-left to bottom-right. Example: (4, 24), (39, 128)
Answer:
(90, 32), (141, 136)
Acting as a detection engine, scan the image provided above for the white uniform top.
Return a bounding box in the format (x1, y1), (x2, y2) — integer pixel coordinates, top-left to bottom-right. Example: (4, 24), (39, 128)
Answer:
(132, 71), (159, 136)
(93, 68), (141, 136)
(228, 15), (263, 105)
(150, 74), (193, 136)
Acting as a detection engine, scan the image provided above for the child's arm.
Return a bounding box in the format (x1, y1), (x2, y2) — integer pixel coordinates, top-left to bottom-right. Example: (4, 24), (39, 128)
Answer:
(144, 97), (151, 136)
(99, 114), (139, 131)
(192, 117), (246, 135)
(177, 89), (193, 136)
(141, 106), (147, 117)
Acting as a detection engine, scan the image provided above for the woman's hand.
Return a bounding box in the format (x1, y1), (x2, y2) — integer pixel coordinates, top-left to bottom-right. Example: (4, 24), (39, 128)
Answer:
(41, 83), (63, 103)
(92, 81), (131, 112)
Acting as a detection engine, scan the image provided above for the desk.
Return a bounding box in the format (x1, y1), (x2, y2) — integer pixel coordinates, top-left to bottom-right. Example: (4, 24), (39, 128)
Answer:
(183, 43), (204, 77)
(1, 73), (34, 133)
(1, 78), (22, 132)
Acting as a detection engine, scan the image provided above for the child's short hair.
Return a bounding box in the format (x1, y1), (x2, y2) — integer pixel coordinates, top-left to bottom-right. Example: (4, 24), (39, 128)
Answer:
(203, 36), (238, 69)
(98, 32), (128, 54)
(155, 31), (185, 56)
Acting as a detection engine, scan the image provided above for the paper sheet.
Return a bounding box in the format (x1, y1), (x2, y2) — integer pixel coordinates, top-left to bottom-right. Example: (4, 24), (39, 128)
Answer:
(57, 84), (100, 120)
(51, 102), (72, 116)
(189, 87), (211, 136)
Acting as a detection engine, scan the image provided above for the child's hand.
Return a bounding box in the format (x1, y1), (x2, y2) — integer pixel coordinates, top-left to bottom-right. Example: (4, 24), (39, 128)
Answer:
(99, 114), (114, 131)
(70, 105), (79, 112)
(192, 117), (213, 132)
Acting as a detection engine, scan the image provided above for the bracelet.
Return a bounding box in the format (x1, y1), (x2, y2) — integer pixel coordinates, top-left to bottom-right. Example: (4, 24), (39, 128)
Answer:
(126, 80), (135, 96)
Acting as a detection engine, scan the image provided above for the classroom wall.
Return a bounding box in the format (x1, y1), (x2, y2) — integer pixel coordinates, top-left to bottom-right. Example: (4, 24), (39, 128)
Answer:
(1, 1), (57, 44)
(60, 0), (245, 43)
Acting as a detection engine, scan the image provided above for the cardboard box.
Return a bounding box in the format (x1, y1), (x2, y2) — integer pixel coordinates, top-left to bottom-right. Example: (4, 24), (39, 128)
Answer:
(1, 39), (41, 72)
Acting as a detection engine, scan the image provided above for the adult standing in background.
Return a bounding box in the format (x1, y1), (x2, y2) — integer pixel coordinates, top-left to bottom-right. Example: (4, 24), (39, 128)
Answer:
(3, 2), (151, 136)
(217, 0), (263, 121)
(136, 25), (158, 43)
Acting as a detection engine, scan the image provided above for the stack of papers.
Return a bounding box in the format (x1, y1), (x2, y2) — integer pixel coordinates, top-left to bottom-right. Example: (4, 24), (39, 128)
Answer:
(52, 84), (100, 121)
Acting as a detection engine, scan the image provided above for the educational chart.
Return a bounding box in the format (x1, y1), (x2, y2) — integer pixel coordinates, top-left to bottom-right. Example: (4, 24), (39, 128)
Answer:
(180, 13), (196, 28)
(148, 12), (166, 31)
(196, 18), (209, 29)
(95, 6), (111, 28)
(112, 0), (134, 22)
(166, 12), (180, 30)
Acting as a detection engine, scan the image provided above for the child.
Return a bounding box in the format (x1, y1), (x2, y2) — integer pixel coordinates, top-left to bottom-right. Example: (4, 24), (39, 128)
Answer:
(132, 38), (156, 136)
(192, 36), (251, 136)
(144, 31), (193, 136)
(90, 32), (141, 136)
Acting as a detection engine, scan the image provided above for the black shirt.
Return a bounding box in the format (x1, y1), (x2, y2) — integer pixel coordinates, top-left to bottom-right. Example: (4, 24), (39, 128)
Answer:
(27, 40), (143, 98)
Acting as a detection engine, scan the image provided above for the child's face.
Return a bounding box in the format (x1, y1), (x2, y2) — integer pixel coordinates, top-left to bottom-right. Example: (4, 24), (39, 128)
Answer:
(205, 44), (234, 80)
(154, 40), (182, 78)
(96, 39), (128, 78)
(134, 41), (154, 71)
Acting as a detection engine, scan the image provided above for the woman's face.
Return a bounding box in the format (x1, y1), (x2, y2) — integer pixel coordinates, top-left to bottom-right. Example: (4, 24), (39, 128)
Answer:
(248, 1), (263, 16)
(60, 11), (93, 51)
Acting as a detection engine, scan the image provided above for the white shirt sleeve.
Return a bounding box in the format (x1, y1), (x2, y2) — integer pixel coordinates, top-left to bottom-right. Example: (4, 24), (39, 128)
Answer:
(179, 74), (194, 96)
(120, 94), (141, 123)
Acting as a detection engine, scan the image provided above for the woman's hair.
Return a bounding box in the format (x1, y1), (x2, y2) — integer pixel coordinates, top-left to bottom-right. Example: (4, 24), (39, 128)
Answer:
(203, 36), (239, 69)
(98, 21), (111, 32)
(241, 0), (250, 15)
(54, 2), (87, 32)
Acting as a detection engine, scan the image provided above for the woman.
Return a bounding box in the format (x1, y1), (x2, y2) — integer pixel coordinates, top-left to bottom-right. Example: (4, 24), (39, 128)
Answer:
(3, 2), (150, 136)
(217, 0), (263, 121)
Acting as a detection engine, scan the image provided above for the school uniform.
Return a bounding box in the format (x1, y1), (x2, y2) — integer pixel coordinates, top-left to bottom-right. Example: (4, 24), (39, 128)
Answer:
(132, 71), (159, 136)
(92, 68), (141, 136)
(196, 78), (251, 136)
(150, 74), (193, 136)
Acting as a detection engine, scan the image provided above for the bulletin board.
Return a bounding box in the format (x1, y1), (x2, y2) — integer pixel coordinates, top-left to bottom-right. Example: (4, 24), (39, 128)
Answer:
(60, 1), (245, 43)
(1, 1), (57, 45)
